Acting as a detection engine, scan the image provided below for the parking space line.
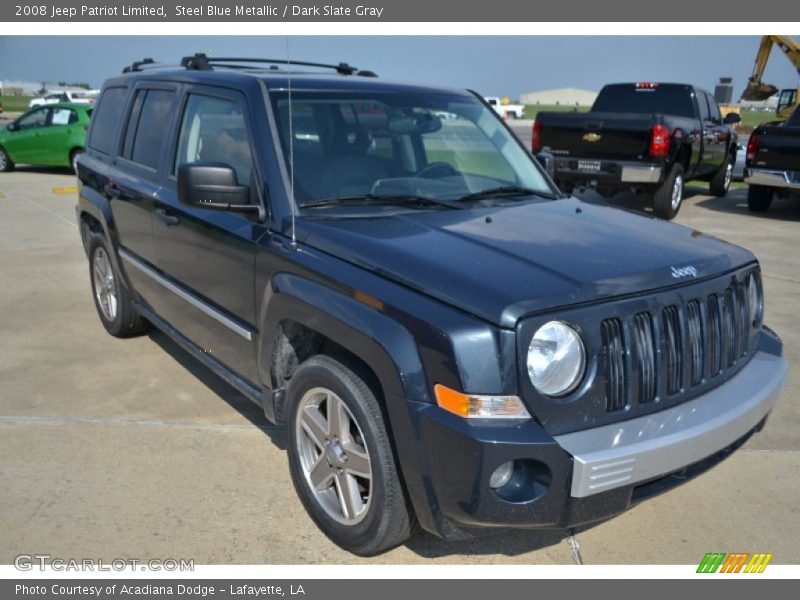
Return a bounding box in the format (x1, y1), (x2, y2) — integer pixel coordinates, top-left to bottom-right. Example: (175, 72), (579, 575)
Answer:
(0, 413), (277, 433)
(16, 195), (76, 228)
(51, 186), (78, 195)
(742, 448), (800, 456)
(763, 273), (800, 286)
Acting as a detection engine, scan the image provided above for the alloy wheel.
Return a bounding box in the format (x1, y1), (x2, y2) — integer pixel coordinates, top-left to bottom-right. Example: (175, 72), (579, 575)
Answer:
(295, 387), (373, 525)
(724, 162), (733, 191)
(92, 246), (118, 321)
(671, 174), (683, 211)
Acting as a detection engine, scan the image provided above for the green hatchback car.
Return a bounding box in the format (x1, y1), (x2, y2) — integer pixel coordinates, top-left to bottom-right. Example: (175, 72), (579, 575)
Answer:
(0, 103), (91, 172)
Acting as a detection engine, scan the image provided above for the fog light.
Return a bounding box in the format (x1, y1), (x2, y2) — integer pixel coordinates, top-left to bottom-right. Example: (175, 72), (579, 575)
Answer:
(490, 461), (514, 489)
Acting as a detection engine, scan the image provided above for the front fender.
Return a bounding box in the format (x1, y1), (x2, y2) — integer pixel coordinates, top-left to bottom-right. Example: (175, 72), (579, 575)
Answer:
(256, 272), (440, 532)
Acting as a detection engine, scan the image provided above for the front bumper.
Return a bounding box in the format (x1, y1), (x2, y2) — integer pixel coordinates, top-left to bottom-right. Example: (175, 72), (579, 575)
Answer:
(551, 157), (663, 186)
(745, 167), (800, 191)
(555, 349), (787, 498)
(411, 333), (786, 539)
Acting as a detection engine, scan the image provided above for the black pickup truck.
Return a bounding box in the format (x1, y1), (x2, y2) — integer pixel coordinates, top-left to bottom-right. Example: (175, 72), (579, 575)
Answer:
(534, 83), (741, 219)
(745, 106), (800, 211)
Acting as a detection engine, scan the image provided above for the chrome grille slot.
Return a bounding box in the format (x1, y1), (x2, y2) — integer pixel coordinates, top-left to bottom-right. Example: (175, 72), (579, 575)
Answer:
(720, 289), (736, 368)
(632, 312), (656, 404)
(705, 294), (722, 378)
(686, 300), (704, 387)
(734, 283), (748, 358)
(601, 318), (627, 412)
(662, 305), (682, 395)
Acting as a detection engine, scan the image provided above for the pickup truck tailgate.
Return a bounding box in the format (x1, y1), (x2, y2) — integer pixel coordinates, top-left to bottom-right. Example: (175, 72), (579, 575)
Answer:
(537, 111), (654, 160)
(751, 125), (800, 171)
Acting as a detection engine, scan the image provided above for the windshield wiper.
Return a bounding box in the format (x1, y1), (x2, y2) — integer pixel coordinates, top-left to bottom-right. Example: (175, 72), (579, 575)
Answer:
(456, 186), (561, 203)
(299, 194), (463, 210)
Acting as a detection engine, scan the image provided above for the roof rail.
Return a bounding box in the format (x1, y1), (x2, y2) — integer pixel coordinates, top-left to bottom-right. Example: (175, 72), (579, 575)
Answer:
(122, 58), (157, 73)
(179, 53), (375, 76)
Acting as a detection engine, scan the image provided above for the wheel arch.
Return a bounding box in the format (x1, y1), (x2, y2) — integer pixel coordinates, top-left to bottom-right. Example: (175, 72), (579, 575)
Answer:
(256, 273), (438, 533)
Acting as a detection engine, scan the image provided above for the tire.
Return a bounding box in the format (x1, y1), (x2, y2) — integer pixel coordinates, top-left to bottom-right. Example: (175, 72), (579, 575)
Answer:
(286, 355), (415, 556)
(747, 185), (774, 212)
(70, 148), (83, 174)
(709, 153), (734, 197)
(653, 163), (685, 220)
(87, 232), (149, 337)
(0, 146), (14, 172)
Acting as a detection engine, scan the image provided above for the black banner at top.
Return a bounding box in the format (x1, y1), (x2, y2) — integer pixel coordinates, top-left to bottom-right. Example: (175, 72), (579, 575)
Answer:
(2, 0), (800, 22)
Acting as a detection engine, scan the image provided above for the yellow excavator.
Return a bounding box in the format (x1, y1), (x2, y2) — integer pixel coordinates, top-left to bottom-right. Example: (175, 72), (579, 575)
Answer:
(741, 35), (800, 119)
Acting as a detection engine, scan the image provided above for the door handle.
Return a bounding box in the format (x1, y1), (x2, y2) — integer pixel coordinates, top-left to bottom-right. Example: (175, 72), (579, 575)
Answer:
(103, 182), (122, 199)
(155, 208), (180, 227)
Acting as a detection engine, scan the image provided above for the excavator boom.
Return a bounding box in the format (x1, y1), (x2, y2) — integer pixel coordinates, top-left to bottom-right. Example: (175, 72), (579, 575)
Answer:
(741, 35), (800, 101)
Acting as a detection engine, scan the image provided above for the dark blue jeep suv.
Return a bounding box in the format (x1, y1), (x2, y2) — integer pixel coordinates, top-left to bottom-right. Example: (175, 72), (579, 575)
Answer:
(76, 55), (787, 556)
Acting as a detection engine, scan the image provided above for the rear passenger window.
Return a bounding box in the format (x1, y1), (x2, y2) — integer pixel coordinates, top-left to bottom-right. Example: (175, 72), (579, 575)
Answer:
(174, 94), (253, 186)
(17, 108), (49, 130)
(129, 90), (175, 169)
(89, 87), (127, 155)
(51, 108), (76, 126)
(121, 90), (146, 160)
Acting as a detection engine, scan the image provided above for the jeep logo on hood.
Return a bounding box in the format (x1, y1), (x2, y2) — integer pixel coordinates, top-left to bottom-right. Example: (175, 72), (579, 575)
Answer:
(671, 265), (698, 279)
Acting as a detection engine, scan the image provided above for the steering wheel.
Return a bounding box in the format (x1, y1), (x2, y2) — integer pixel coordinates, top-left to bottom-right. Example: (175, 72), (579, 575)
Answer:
(415, 162), (459, 179)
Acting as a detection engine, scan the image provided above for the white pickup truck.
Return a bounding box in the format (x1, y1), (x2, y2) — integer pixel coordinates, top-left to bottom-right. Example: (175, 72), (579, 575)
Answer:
(485, 96), (525, 119)
(29, 90), (98, 108)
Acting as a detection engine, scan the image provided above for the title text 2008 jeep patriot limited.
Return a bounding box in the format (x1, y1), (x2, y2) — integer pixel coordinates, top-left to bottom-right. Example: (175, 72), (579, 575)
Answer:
(76, 55), (787, 556)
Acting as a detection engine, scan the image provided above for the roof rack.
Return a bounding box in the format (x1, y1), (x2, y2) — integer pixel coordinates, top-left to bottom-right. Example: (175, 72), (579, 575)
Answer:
(122, 58), (159, 73)
(179, 53), (377, 77)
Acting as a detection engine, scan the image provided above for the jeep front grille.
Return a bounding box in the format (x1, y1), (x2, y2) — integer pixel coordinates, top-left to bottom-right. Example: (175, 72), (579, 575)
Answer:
(601, 282), (751, 412)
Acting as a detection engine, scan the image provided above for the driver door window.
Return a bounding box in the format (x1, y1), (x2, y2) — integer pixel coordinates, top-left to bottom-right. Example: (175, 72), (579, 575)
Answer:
(17, 108), (50, 130)
(174, 94), (253, 188)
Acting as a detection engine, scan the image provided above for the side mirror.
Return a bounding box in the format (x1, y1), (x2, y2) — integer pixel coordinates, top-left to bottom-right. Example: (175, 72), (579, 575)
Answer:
(7, 122), (17, 132)
(724, 112), (741, 125)
(177, 163), (260, 216)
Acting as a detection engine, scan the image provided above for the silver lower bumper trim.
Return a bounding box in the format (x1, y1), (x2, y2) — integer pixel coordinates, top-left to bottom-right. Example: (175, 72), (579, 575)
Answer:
(620, 164), (663, 183)
(744, 168), (800, 190)
(555, 350), (787, 498)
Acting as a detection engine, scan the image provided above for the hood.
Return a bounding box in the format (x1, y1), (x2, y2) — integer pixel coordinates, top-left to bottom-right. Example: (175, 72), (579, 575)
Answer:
(299, 198), (755, 328)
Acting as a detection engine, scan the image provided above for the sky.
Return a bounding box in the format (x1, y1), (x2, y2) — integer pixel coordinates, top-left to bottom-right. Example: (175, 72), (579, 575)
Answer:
(0, 36), (798, 100)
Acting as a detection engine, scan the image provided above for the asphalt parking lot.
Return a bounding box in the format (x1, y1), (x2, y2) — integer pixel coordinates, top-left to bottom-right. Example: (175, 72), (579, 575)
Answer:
(0, 164), (798, 565)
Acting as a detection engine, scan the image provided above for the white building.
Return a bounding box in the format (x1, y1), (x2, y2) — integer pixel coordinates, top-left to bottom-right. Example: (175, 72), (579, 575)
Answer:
(520, 88), (598, 106)
(0, 80), (91, 96)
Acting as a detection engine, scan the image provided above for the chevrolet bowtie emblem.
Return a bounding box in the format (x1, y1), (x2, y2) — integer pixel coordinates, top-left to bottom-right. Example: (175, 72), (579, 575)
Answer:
(583, 133), (602, 142)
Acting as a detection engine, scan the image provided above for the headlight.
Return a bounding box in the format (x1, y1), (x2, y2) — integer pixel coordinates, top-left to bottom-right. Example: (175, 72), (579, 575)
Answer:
(527, 321), (586, 397)
(747, 271), (763, 328)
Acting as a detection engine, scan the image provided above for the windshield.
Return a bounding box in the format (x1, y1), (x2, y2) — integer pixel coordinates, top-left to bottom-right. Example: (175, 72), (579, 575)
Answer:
(270, 90), (553, 210)
(592, 84), (696, 118)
